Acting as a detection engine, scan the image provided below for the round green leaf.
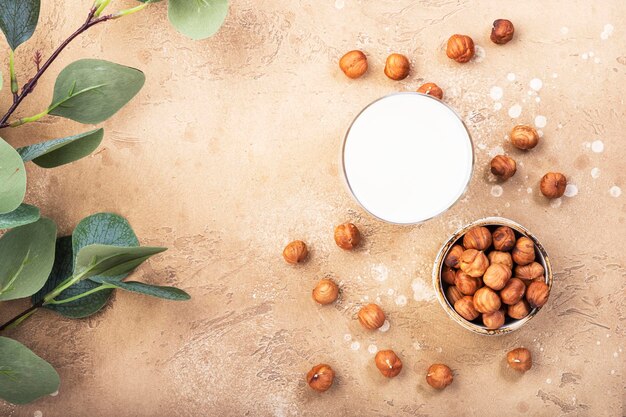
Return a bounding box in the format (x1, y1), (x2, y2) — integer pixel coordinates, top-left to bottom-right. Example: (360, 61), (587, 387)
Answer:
(49, 59), (145, 124)
(0, 137), (26, 214)
(0, 336), (59, 405)
(0, 0), (40, 50)
(0, 217), (56, 301)
(168, 0), (228, 40)
(17, 128), (104, 168)
(0, 203), (40, 229)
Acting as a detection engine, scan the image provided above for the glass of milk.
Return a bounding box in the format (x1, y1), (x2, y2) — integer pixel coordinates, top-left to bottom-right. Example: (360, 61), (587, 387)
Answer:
(342, 93), (474, 225)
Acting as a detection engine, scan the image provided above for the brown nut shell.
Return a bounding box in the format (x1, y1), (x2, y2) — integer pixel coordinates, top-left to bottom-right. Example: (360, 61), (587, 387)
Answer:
(339, 50), (368, 79)
(540, 172), (567, 198)
(473, 287), (502, 313)
(334, 222), (361, 250)
(417, 82), (443, 99)
(307, 364), (335, 392)
(459, 249), (490, 277)
(500, 278), (526, 305)
(507, 348), (532, 372)
(455, 271), (483, 296)
(482, 309), (506, 329)
(463, 226), (492, 251)
(526, 280), (550, 308)
(358, 303), (386, 330)
(515, 262), (545, 280)
(426, 364), (453, 389)
(512, 236), (536, 266)
(446, 34), (475, 63)
(283, 240), (308, 264)
(491, 19), (515, 44)
(508, 299), (531, 320)
(442, 266), (457, 285)
(445, 285), (464, 306)
(510, 125), (539, 150)
(492, 226), (516, 251)
(312, 279), (339, 305)
(375, 350), (403, 378)
(384, 53), (410, 80)
(490, 155), (517, 180)
(444, 244), (464, 268)
(454, 295), (480, 321)
(483, 263), (512, 290)
(488, 251), (513, 269)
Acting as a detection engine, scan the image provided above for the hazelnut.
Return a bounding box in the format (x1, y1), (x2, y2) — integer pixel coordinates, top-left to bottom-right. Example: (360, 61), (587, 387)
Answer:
(283, 240), (308, 264)
(482, 309), (506, 329)
(454, 295), (480, 321)
(507, 299), (531, 320)
(490, 19), (515, 45)
(417, 82), (443, 99)
(540, 172), (567, 198)
(455, 271), (483, 296)
(523, 276), (544, 288)
(307, 364), (335, 392)
(512, 237), (535, 266)
(444, 244), (464, 268)
(488, 251), (513, 269)
(358, 303), (386, 330)
(500, 278), (526, 305)
(463, 226), (492, 251)
(445, 286), (464, 306)
(312, 279), (339, 305)
(473, 287), (501, 313)
(459, 249), (489, 278)
(483, 263), (512, 290)
(507, 348), (532, 372)
(384, 53), (410, 80)
(339, 50), (368, 79)
(446, 34), (475, 63)
(490, 155), (517, 180)
(510, 125), (539, 150)
(375, 350), (403, 378)
(492, 226), (516, 251)
(442, 266), (457, 285)
(334, 222), (361, 250)
(526, 280), (550, 308)
(515, 262), (544, 280)
(426, 364), (453, 389)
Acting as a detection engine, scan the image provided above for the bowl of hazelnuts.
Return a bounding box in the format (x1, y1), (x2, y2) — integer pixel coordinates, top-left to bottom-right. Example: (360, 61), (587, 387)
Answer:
(432, 217), (553, 335)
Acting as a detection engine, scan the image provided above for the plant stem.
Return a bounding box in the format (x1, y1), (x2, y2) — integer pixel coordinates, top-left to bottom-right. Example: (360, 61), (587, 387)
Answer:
(46, 284), (115, 305)
(9, 50), (18, 102)
(0, 301), (43, 332)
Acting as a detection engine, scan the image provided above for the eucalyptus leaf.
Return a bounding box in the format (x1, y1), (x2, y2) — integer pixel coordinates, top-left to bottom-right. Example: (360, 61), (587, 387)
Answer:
(49, 59), (145, 124)
(0, 69), (3, 91)
(0, 0), (40, 50)
(0, 336), (59, 405)
(17, 128), (104, 168)
(0, 203), (40, 229)
(100, 279), (190, 300)
(0, 137), (27, 214)
(0, 218), (56, 301)
(75, 244), (166, 279)
(168, 0), (228, 40)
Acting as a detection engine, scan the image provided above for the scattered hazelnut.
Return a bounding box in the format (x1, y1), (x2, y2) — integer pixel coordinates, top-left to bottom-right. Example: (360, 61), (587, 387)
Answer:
(454, 295), (480, 321)
(526, 280), (550, 308)
(444, 244), (464, 268)
(500, 278), (526, 305)
(446, 34), (475, 63)
(312, 279), (339, 305)
(482, 309), (505, 329)
(358, 303), (386, 330)
(334, 222), (361, 250)
(490, 155), (517, 180)
(455, 271), (483, 296)
(282, 240), (308, 264)
(507, 348), (532, 372)
(426, 364), (453, 389)
(442, 266), (457, 285)
(463, 226), (492, 251)
(307, 364), (335, 392)
(515, 262), (545, 281)
(445, 286), (464, 306)
(473, 287), (501, 313)
(487, 251), (513, 269)
(540, 172), (567, 198)
(384, 53), (410, 80)
(512, 237), (535, 266)
(339, 50), (368, 79)
(490, 19), (515, 45)
(375, 350), (403, 378)
(492, 226), (516, 251)
(483, 263), (512, 290)
(459, 249), (490, 278)
(510, 125), (539, 150)
(417, 82), (443, 99)
(507, 299), (531, 320)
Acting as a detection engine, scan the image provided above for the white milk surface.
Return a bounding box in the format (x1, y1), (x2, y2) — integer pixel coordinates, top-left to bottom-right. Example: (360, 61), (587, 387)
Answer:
(343, 93), (473, 224)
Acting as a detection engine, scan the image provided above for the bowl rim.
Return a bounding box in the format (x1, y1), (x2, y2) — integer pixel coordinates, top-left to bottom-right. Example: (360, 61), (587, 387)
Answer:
(432, 216), (553, 336)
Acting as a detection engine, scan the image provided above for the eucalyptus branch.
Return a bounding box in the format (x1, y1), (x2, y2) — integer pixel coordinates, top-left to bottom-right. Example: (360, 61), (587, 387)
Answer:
(0, 300), (43, 332)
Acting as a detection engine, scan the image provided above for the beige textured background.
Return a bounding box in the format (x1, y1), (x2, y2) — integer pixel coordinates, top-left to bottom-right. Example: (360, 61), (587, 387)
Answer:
(1, 0), (625, 416)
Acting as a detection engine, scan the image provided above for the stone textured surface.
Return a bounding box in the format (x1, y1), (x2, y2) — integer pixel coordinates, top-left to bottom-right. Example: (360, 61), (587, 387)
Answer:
(1, 1), (625, 416)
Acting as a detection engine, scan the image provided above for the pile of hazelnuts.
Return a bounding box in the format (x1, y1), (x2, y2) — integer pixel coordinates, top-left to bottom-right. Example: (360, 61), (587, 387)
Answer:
(284, 221), (537, 394)
(442, 224), (550, 329)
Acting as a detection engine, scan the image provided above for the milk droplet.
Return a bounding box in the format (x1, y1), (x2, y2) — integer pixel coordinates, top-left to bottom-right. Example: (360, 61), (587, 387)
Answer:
(490, 86), (503, 100)
(527, 187), (533, 194)
(368, 344), (378, 354)
(34, 412), (43, 417)
(491, 185), (503, 197)
(508, 104), (522, 118)
(609, 186), (622, 197)
(507, 73), (516, 81)
(550, 198), (562, 208)
(371, 264), (388, 282)
(334, 0), (345, 9)
(546, 378), (552, 384)
(594, 57), (601, 64)
(350, 341), (361, 350)
(564, 184), (578, 197)
(581, 53), (589, 60)
(552, 73), (558, 78)
(529, 78), (543, 91)
(387, 288), (394, 295)
(473, 45), (486, 63)
(378, 320), (391, 332)
(589, 51), (595, 57)
(535, 97), (541, 103)
(494, 102), (503, 110)
(601, 23), (614, 40)
(591, 140), (604, 153)
(591, 168), (600, 178)
(395, 295), (407, 307)
(560, 27), (569, 35)
(344, 333), (352, 341)
(535, 115), (547, 128)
